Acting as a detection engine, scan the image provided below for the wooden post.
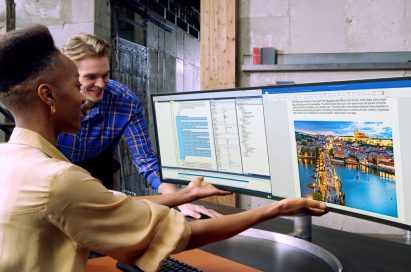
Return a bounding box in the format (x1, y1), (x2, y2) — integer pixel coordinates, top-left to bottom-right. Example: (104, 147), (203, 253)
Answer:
(201, 0), (236, 90)
(201, 0), (237, 207)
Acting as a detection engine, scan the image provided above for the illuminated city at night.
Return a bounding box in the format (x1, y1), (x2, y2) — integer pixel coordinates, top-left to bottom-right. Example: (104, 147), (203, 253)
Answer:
(295, 121), (398, 217)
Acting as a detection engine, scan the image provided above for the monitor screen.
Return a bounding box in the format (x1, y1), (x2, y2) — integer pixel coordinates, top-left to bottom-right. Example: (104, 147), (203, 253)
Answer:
(151, 77), (411, 230)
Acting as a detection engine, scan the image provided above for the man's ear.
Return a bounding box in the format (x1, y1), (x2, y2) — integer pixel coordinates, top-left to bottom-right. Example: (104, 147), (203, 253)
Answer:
(37, 83), (55, 106)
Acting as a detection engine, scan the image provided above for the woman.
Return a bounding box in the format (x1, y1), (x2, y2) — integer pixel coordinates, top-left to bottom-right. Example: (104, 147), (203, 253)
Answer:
(0, 25), (328, 272)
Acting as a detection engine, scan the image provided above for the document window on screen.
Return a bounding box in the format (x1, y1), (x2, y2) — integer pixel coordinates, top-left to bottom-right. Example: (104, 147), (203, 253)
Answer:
(263, 80), (411, 228)
(154, 90), (272, 198)
(153, 78), (411, 229)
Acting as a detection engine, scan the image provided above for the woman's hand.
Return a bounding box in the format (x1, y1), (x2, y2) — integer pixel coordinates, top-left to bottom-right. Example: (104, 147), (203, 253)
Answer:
(275, 198), (328, 217)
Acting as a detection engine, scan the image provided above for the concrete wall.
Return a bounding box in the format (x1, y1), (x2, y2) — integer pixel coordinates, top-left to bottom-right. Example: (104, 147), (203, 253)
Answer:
(239, 0), (411, 87)
(238, 0), (410, 235)
(13, 0), (110, 50)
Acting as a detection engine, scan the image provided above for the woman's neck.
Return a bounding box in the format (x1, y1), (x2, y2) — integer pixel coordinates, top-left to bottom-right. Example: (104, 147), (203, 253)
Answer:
(14, 111), (57, 145)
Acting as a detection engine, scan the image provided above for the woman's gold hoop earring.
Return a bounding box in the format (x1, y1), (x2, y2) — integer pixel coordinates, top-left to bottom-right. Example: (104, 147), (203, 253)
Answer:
(50, 103), (56, 114)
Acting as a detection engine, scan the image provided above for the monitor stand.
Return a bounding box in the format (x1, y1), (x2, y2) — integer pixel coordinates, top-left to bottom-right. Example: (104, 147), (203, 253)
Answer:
(290, 215), (313, 241)
(406, 230), (411, 244)
(239, 215), (343, 272)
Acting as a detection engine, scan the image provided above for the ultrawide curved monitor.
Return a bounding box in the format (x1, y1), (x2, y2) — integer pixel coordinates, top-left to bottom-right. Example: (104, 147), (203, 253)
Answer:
(151, 77), (411, 230)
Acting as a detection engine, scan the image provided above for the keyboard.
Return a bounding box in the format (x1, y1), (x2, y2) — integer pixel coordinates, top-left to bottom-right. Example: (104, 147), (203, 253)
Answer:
(116, 257), (203, 272)
(161, 257), (203, 271)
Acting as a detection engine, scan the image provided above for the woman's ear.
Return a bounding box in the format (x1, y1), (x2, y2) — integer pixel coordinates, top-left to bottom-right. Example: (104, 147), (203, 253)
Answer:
(37, 83), (55, 107)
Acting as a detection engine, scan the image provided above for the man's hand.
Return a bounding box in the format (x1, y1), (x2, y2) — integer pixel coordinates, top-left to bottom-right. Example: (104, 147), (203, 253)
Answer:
(185, 176), (231, 200)
(136, 178), (230, 209)
(177, 203), (222, 219)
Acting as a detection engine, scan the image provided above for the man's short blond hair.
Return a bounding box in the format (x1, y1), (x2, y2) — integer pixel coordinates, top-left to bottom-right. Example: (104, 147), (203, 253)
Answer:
(63, 33), (110, 62)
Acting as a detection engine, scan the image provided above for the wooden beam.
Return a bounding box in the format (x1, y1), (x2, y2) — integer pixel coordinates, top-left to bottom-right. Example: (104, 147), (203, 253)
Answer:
(200, 0), (237, 207)
(201, 0), (236, 90)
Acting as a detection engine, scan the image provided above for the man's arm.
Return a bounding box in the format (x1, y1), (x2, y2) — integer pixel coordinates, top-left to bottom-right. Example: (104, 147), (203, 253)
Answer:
(123, 93), (162, 189)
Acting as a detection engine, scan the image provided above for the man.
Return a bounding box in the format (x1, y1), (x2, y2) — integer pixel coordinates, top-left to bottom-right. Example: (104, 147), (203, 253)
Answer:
(57, 33), (218, 218)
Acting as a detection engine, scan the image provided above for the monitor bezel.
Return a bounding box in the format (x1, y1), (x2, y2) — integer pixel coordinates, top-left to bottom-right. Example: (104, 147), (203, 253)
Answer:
(151, 76), (411, 231)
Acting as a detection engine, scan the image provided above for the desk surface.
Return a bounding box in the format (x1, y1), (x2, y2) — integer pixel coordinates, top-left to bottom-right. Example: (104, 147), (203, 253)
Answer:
(86, 249), (259, 272)
(200, 201), (411, 272)
(88, 201), (411, 272)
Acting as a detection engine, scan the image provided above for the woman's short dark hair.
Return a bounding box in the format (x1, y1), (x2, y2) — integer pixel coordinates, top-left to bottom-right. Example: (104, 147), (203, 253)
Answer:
(0, 24), (59, 108)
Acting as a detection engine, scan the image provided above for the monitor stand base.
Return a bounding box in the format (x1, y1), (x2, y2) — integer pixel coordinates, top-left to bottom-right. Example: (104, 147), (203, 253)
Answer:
(239, 216), (343, 272)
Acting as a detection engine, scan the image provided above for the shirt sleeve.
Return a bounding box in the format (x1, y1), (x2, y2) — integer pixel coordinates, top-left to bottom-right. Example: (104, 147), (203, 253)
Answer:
(47, 163), (190, 272)
(123, 97), (162, 190)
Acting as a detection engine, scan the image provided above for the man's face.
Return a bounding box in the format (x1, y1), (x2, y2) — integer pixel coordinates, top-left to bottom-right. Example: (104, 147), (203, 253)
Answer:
(76, 56), (110, 103)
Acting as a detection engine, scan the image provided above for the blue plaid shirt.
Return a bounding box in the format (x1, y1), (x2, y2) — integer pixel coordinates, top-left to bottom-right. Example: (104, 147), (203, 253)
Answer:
(57, 80), (161, 189)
